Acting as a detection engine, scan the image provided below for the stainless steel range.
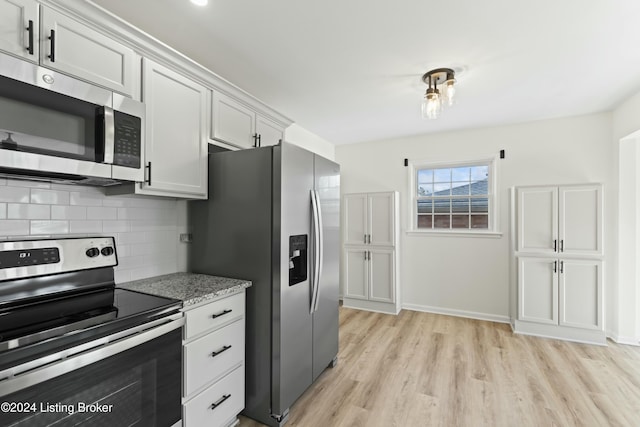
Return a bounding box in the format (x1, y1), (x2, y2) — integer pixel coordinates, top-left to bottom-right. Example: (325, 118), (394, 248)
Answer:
(0, 237), (183, 427)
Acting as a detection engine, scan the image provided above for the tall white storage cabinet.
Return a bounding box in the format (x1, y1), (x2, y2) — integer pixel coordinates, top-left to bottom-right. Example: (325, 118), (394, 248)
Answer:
(512, 184), (605, 345)
(342, 191), (400, 314)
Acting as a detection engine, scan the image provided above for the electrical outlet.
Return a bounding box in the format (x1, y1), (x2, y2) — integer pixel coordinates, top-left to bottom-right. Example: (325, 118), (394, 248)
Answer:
(179, 233), (192, 243)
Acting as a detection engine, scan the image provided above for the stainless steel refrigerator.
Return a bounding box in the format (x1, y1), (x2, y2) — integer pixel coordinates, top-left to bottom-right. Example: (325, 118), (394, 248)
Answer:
(189, 142), (340, 426)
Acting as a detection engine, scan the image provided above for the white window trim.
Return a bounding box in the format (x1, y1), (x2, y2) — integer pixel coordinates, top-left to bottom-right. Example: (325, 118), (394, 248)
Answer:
(406, 156), (502, 237)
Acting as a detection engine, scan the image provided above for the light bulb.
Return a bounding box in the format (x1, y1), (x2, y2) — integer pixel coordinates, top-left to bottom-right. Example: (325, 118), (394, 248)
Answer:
(422, 89), (441, 120)
(444, 79), (456, 106)
(191, 0), (208, 6)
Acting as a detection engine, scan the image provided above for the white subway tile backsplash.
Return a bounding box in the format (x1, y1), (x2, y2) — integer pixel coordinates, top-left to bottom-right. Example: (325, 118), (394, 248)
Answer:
(69, 192), (102, 207)
(114, 231), (146, 245)
(87, 206), (117, 220)
(30, 189), (70, 205)
(0, 220), (30, 235)
(51, 205), (87, 220)
(0, 186), (30, 203)
(0, 181), (187, 283)
(69, 220), (102, 234)
(8, 204), (50, 219)
(6, 179), (51, 189)
(102, 220), (129, 233)
(30, 220), (69, 235)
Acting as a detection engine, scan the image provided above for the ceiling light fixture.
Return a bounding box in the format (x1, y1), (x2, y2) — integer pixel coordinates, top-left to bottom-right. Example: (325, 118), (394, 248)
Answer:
(421, 68), (456, 120)
(190, 0), (208, 6)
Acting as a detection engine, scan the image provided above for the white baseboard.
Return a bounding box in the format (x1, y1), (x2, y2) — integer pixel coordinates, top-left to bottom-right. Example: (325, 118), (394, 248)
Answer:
(401, 303), (510, 324)
(606, 331), (640, 346)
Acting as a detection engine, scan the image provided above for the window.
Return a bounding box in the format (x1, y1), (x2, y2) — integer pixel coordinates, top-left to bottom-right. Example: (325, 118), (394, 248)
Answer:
(411, 160), (495, 232)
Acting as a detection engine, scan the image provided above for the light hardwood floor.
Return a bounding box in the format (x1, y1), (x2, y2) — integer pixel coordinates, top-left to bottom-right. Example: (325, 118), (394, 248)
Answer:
(239, 307), (640, 427)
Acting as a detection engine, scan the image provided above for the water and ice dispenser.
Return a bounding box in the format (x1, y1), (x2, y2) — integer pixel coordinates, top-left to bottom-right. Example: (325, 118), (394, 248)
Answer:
(289, 235), (307, 286)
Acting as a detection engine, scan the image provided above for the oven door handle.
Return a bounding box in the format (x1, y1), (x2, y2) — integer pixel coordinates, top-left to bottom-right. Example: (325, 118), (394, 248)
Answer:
(0, 316), (184, 398)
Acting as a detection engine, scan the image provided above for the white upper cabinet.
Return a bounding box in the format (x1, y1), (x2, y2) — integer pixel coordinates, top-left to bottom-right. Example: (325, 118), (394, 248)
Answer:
(517, 186), (558, 254)
(517, 184), (602, 256)
(211, 90), (285, 149)
(211, 91), (255, 148)
(256, 115), (284, 147)
(558, 186), (602, 256)
(139, 59), (207, 199)
(343, 193), (368, 245)
(40, 7), (136, 97)
(368, 192), (395, 246)
(0, 0), (39, 62)
(344, 192), (396, 247)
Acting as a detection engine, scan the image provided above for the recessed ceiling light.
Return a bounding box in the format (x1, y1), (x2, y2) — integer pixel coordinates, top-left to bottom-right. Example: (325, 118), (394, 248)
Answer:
(191, 0), (208, 6)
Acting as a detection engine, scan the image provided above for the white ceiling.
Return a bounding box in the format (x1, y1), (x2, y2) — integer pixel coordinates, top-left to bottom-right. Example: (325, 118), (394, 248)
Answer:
(91, 0), (640, 145)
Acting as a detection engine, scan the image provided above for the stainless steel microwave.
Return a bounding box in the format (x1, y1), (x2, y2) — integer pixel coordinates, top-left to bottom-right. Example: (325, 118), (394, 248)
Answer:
(0, 53), (144, 186)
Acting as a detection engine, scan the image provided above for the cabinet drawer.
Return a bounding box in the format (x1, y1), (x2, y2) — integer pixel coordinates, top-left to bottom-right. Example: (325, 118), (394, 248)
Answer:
(184, 318), (244, 397)
(184, 365), (244, 427)
(184, 292), (245, 339)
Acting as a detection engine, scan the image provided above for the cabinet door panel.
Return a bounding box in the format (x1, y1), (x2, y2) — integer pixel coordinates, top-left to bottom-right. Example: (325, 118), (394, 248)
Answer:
(344, 248), (367, 299)
(142, 59), (207, 198)
(211, 91), (255, 148)
(559, 260), (602, 330)
(0, 0), (38, 62)
(256, 115), (283, 147)
(344, 194), (368, 245)
(40, 8), (135, 96)
(369, 192), (395, 246)
(518, 257), (558, 324)
(369, 249), (394, 303)
(517, 187), (558, 254)
(559, 186), (602, 255)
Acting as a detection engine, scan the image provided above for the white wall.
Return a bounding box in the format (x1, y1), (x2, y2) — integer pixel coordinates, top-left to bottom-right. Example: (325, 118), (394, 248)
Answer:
(0, 179), (188, 284)
(612, 89), (640, 344)
(336, 113), (613, 322)
(285, 124), (335, 160)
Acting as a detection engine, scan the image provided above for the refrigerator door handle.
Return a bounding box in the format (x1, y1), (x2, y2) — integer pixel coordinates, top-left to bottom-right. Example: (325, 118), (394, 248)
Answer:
(310, 189), (320, 313)
(314, 189), (324, 313)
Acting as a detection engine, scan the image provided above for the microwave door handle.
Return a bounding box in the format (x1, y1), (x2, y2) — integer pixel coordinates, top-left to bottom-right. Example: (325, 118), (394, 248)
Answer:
(103, 106), (115, 164)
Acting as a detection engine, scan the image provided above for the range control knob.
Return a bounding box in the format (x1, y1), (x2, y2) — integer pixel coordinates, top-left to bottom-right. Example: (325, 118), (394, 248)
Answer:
(86, 247), (100, 258)
(101, 246), (114, 256)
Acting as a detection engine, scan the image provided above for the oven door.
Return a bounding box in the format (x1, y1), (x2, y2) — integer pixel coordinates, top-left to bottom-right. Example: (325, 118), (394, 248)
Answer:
(0, 317), (183, 427)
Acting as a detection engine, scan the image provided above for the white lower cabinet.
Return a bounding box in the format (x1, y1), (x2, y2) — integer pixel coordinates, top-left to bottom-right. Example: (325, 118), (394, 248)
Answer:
(182, 291), (245, 427)
(516, 256), (604, 344)
(342, 247), (398, 313)
(559, 259), (603, 330)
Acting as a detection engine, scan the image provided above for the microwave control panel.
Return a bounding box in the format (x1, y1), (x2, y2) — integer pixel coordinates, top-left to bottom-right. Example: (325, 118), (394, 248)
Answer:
(113, 111), (141, 169)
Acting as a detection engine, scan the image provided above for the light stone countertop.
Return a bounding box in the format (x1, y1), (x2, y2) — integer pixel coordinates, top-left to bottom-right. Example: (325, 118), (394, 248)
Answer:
(118, 272), (252, 307)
